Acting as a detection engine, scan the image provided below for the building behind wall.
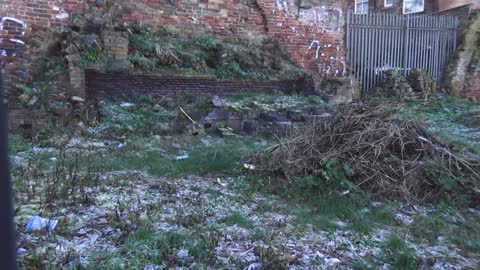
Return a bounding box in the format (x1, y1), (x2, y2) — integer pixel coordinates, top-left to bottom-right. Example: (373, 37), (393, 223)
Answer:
(349, 0), (479, 14)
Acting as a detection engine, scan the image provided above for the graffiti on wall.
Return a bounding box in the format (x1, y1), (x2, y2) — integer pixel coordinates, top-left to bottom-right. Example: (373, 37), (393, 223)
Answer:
(0, 17), (26, 57)
(275, 0), (342, 33)
(307, 40), (346, 76)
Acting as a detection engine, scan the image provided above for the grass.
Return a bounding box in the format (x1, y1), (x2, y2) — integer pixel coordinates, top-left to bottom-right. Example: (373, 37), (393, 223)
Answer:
(10, 94), (480, 269)
(127, 30), (305, 80)
(223, 92), (327, 111)
(243, 172), (396, 235)
(218, 213), (255, 229)
(94, 135), (268, 178)
(8, 133), (30, 154)
(90, 228), (220, 269)
(404, 97), (480, 153)
(351, 259), (378, 270)
(92, 99), (177, 136)
(378, 235), (417, 270)
(406, 202), (480, 253)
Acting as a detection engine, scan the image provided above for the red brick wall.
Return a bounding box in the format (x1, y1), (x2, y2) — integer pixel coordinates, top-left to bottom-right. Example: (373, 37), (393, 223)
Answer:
(0, 0), (348, 77)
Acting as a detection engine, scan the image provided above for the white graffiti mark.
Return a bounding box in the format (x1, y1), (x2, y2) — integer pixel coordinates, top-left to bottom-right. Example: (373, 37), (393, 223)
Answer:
(0, 17), (27, 57)
(52, 6), (69, 19)
(307, 40), (346, 77)
(190, 7), (204, 23)
(308, 40), (321, 59)
(0, 17), (26, 35)
(275, 0), (291, 14)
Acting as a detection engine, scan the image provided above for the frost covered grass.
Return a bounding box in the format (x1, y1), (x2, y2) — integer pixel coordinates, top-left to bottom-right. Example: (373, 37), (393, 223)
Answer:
(8, 95), (480, 269)
(223, 91), (326, 113)
(405, 97), (480, 153)
(95, 135), (271, 178)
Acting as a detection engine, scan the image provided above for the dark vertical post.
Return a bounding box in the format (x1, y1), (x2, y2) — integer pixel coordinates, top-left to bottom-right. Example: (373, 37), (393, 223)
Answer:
(403, 15), (410, 76)
(0, 68), (17, 270)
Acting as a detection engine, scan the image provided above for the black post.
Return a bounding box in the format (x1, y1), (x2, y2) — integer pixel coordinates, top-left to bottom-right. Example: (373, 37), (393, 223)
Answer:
(0, 68), (17, 270)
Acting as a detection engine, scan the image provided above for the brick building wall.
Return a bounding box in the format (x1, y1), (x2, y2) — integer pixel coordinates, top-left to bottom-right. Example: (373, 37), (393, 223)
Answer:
(357, 0), (436, 14)
(0, 0), (349, 77)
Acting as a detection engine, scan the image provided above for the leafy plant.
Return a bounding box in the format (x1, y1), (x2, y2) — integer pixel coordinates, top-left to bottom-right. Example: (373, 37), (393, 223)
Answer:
(81, 48), (109, 63)
(298, 158), (354, 194)
(16, 84), (33, 96)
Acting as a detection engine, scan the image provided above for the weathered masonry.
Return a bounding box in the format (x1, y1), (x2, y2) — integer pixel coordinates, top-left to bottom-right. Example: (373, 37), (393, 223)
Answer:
(1, 1), (480, 99)
(0, 0), (349, 77)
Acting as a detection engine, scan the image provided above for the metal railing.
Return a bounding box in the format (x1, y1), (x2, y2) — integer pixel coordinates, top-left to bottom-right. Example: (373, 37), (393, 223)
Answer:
(346, 11), (458, 92)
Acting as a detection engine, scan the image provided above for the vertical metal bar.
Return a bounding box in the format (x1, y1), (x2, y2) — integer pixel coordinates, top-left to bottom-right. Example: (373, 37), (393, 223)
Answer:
(359, 14), (365, 91)
(439, 17), (448, 82)
(421, 15), (427, 70)
(348, 12), (353, 78)
(431, 16), (436, 78)
(403, 15), (409, 76)
(350, 14), (358, 80)
(440, 16), (446, 81)
(390, 14), (395, 76)
(396, 14), (402, 75)
(453, 16), (458, 51)
(426, 15), (432, 78)
(363, 13), (368, 91)
(413, 16), (419, 72)
(0, 67), (17, 270)
(433, 16), (441, 81)
(367, 13), (373, 90)
(409, 15), (414, 75)
(372, 13), (378, 88)
(352, 14), (359, 88)
(379, 12), (385, 83)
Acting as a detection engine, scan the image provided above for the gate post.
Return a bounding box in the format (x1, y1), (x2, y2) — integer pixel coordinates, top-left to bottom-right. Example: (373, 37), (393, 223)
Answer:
(402, 15), (410, 76)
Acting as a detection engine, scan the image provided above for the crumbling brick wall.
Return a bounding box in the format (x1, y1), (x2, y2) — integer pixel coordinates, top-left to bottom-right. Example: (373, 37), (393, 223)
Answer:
(1, 0), (348, 77)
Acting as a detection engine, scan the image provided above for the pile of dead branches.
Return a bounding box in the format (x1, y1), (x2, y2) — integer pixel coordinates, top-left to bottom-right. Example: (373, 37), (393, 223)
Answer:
(248, 101), (480, 200)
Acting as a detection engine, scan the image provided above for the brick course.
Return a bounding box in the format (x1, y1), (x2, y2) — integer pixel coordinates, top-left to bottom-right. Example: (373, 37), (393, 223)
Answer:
(85, 70), (314, 98)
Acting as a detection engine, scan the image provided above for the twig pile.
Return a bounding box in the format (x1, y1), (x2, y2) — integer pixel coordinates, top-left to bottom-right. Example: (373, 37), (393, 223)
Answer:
(248, 101), (480, 200)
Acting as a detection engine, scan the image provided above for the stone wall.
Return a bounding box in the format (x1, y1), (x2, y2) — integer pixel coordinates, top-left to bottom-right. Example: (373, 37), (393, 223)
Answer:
(1, 0), (348, 77)
(85, 70), (314, 98)
(102, 31), (129, 60)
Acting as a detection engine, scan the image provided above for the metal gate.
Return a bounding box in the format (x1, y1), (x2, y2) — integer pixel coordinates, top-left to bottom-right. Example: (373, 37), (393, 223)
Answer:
(346, 11), (458, 91)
